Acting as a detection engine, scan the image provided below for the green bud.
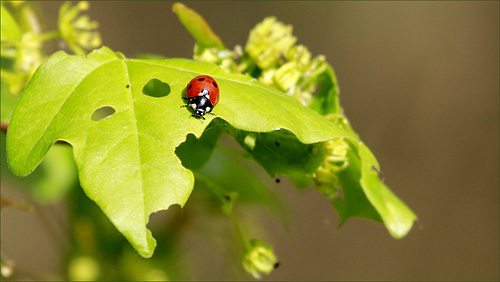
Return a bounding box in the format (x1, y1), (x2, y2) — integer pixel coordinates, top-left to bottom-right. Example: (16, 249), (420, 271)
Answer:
(314, 166), (339, 198)
(194, 45), (219, 63)
(274, 61), (301, 91)
(293, 88), (313, 107)
(242, 240), (279, 279)
(314, 138), (350, 197)
(244, 133), (257, 151)
(259, 68), (277, 86)
(286, 45), (311, 70)
(68, 256), (100, 281)
(304, 55), (327, 78)
(194, 45), (239, 73)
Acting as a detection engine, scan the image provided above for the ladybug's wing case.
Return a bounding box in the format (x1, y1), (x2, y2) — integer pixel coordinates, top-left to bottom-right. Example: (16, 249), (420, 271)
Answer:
(209, 93), (220, 106)
(207, 78), (220, 106)
(186, 75), (220, 105)
(186, 81), (197, 98)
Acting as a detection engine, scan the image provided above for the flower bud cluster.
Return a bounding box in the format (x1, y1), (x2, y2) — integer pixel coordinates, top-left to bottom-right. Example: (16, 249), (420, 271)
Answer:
(59, 1), (102, 55)
(193, 17), (328, 107)
(245, 17), (328, 106)
(242, 239), (279, 279)
(1, 2), (102, 96)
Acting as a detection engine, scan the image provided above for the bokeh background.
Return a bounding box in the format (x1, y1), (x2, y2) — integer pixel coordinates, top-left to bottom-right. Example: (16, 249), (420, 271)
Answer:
(2, 1), (498, 281)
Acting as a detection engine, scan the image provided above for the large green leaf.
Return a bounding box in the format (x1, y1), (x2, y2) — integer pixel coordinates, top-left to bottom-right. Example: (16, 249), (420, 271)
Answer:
(7, 46), (360, 257)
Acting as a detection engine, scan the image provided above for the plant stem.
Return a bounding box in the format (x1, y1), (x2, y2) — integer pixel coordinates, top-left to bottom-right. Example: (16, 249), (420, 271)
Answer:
(193, 173), (227, 201)
(216, 145), (253, 161)
(37, 30), (62, 42)
(0, 122), (8, 132)
(230, 212), (251, 251)
(193, 173), (251, 250)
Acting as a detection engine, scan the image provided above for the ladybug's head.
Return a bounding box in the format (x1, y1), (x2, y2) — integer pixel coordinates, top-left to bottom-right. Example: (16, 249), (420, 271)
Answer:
(187, 95), (213, 118)
(194, 107), (206, 117)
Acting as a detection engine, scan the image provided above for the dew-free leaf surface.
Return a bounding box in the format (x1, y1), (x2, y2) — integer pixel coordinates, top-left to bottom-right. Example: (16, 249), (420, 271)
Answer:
(7, 46), (363, 256)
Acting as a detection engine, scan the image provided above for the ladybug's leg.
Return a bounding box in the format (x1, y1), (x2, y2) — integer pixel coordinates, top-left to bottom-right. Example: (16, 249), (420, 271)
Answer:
(191, 114), (205, 120)
(182, 97), (189, 101)
(207, 112), (217, 116)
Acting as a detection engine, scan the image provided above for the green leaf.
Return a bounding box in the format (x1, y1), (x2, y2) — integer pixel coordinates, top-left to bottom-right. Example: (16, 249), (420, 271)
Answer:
(309, 64), (341, 116)
(333, 141), (416, 238)
(197, 148), (286, 214)
(359, 159), (417, 238)
(172, 2), (225, 54)
(7, 46), (359, 257)
(1, 4), (22, 41)
(233, 129), (324, 184)
(334, 142), (382, 224)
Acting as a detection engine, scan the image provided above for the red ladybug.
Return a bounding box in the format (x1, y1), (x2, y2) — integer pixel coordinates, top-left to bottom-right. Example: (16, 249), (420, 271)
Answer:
(182, 75), (220, 119)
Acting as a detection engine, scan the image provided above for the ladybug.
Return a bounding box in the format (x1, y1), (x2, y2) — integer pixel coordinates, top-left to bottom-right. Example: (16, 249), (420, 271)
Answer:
(182, 75), (220, 119)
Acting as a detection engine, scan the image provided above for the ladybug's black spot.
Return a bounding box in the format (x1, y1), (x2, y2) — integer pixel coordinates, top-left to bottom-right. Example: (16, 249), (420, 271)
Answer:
(188, 84), (192, 90)
(91, 106), (115, 121)
(212, 81), (218, 88)
(198, 77), (205, 81)
(142, 78), (170, 98)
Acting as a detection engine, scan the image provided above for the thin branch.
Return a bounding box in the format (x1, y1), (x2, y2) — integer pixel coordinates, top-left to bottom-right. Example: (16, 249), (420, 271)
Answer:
(1, 122), (8, 132)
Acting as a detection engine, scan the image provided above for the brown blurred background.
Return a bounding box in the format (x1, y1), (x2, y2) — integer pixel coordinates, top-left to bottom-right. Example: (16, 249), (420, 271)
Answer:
(2, 1), (499, 281)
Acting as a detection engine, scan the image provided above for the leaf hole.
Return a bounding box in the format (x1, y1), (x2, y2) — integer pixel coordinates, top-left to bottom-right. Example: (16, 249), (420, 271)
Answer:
(91, 106), (115, 121)
(142, 79), (171, 98)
